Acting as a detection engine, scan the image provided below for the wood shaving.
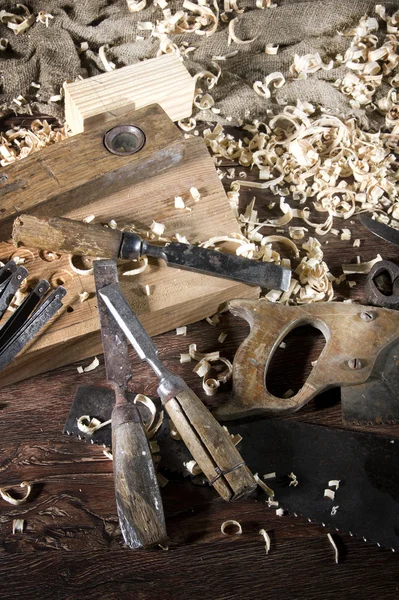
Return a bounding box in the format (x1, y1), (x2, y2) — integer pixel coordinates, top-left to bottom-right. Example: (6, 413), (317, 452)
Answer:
(190, 186), (201, 201)
(0, 482), (32, 505)
(79, 291), (90, 303)
(150, 221), (165, 237)
(134, 394), (164, 439)
(122, 256), (148, 276)
(206, 314), (219, 326)
(176, 326), (187, 336)
(353, 238), (361, 247)
(203, 377), (220, 395)
(342, 254), (382, 274)
(77, 415), (111, 435)
(127, 0), (147, 12)
(103, 448), (113, 460)
(189, 343), (220, 361)
(228, 17), (258, 46)
(221, 520), (242, 535)
(193, 359), (211, 377)
(99, 45), (116, 72)
(1, 6), (35, 35)
(0, 119), (69, 167)
(253, 72), (285, 99)
(184, 459), (202, 475)
(276, 508), (285, 516)
(327, 533), (339, 564)
(218, 332), (227, 343)
(328, 480), (340, 489)
(254, 473), (274, 497)
(259, 529), (271, 554)
(83, 215), (95, 224)
(290, 53), (334, 79)
(12, 519), (25, 534)
(263, 472), (276, 480)
(289, 472), (298, 487)
(324, 489), (336, 500)
(77, 357), (99, 373)
(0, 38), (8, 51)
(174, 196), (185, 209)
(265, 43), (279, 55)
(36, 11), (54, 27)
(331, 506), (339, 516)
(180, 353), (191, 363)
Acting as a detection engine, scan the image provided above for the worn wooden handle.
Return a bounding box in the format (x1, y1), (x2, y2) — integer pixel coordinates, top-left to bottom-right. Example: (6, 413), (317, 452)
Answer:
(112, 403), (167, 549)
(165, 388), (256, 501)
(13, 214), (122, 258)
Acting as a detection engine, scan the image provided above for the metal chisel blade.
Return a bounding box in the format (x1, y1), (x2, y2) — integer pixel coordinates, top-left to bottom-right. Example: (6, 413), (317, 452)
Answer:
(145, 242), (292, 291)
(93, 260), (131, 390)
(360, 214), (399, 247)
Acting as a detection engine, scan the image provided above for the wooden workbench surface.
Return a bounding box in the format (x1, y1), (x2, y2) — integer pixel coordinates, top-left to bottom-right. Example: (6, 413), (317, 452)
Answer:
(1, 172), (399, 600)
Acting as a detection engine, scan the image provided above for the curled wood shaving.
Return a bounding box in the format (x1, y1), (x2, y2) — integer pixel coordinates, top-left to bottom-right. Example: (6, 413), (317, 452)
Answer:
(122, 256), (148, 276)
(221, 520), (242, 535)
(77, 415), (111, 435)
(150, 221), (165, 237)
(265, 43), (279, 55)
(99, 45), (115, 72)
(36, 11), (54, 27)
(12, 519), (25, 534)
(259, 529), (271, 554)
(327, 533), (339, 564)
(253, 72), (285, 99)
(0, 38), (8, 51)
(228, 17), (257, 46)
(77, 357), (99, 373)
(180, 353), (191, 363)
(190, 186), (201, 201)
(254, 473), (274, 497)
(342, 254), (382, 274)
(103, 448), (113, 460)
(218, 332), (227, 343)
(289, 472), (298, 487)
(276, 508), (285, 516)
(83, 215), (95, 224)
(193, 359), (211, 377)
(331, 505), (339, 516)
(79, 291), (90, 303)
(0, 6), (35, 35)
(263, 472), (276, 480)
(290, 53), (334, 79)
(189, 343), (219, 361)
(0, 119), (69, 167)
(134, 394), (164, 439)
(176, 326), (187, 336)
(0, 482), (32, 505)
(203, 377), (220, 396)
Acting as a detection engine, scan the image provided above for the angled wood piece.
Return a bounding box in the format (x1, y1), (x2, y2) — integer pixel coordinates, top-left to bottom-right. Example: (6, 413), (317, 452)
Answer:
(64, 54), (195, 135)
(0, 106), (258, 387)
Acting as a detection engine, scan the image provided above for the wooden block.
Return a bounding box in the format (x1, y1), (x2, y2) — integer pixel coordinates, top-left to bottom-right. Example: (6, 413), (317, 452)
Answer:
(0, 104), (185, 241)
(64, 54), (195, 135)
(0, 107), (259, 387)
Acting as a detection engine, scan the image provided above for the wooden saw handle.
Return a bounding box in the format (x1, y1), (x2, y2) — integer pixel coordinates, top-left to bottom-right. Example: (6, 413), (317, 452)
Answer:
(213, 299), (399, 421)
(112, 402), (167, 549)
(13, 214), (122, 258)
(164, 388), (256, 501)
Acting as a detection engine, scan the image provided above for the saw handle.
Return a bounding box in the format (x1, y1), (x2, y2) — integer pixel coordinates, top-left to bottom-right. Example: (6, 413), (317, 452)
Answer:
(112, 401), (167, 549)
(164, 388), (256, 501)
(13, 215), (123, 259)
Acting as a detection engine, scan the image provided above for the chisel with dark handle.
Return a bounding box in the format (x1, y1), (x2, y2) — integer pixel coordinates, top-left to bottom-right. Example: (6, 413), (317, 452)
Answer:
(13, 214), (291, 291)
(94, 260), (167, 549)
(97, 280), (257, 501)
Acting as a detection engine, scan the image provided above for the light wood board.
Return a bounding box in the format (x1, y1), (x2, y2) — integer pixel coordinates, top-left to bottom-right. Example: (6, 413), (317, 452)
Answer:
(65, 54), (195, 135)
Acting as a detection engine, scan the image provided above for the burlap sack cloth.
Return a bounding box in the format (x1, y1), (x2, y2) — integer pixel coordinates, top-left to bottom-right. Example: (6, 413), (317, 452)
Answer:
(1, 0), (399, 124)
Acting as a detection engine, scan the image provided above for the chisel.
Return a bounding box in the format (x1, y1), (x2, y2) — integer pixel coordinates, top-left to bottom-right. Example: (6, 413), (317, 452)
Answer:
(13, 214), (291, 291)
(94, 260), (167, 549)
(98, 280), (257, 501)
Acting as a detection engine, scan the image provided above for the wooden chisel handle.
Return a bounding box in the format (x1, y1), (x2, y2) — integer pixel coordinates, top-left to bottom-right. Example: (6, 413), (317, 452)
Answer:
(112, 401), (167, 549)
(164, 388), (257, 501)
(13, 214), (122, 258)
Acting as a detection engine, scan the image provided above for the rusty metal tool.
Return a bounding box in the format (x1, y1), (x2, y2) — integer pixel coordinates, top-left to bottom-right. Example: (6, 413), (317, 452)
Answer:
(13, 214), (291, 291)
(94, 259), (167, 549)
(97, 279), (257, 501)
(212, 299), (399, 425)
(359, 214), (399, 309)
(0, 260), (28, 319)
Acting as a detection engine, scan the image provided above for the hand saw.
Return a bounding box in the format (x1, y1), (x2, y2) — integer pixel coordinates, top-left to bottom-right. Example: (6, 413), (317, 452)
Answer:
(211, 299), (399, 426)
(13, 214), (291, 291)
(64, 398), (399, 551)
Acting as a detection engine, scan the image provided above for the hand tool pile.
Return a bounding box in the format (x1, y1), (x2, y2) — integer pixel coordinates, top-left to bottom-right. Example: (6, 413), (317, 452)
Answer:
(7, 209), (399, 553)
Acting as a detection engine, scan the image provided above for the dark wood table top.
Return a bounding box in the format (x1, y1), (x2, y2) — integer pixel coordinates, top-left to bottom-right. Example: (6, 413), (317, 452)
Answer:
(1, 177), (399, 600)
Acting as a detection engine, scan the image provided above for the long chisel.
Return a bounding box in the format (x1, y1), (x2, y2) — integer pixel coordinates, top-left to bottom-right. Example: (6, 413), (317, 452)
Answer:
(94, 259), (167, 549)
(13, 214), (291, 291)
(98, 281), (257, 501)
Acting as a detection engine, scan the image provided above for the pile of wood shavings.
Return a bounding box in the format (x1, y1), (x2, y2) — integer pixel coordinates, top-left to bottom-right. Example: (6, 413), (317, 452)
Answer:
(0, 120), (70, 167)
